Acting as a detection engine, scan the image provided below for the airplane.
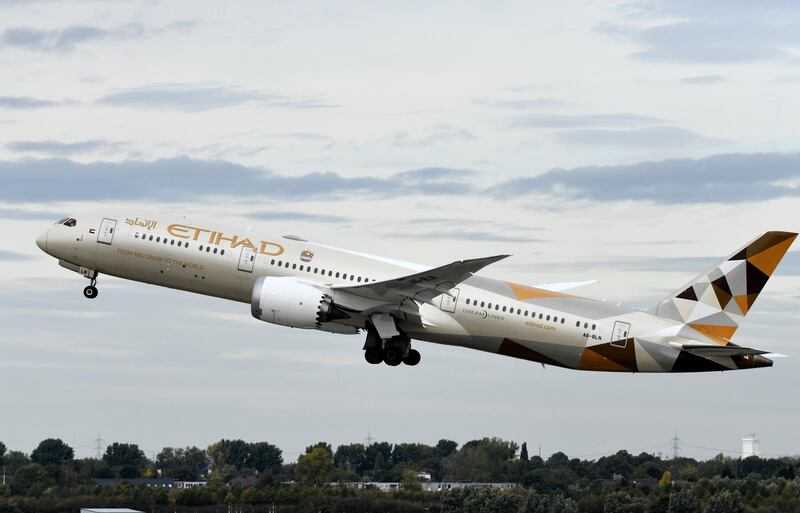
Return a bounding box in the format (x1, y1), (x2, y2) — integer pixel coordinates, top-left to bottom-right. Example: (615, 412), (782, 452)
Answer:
(35, 210), (796, 372)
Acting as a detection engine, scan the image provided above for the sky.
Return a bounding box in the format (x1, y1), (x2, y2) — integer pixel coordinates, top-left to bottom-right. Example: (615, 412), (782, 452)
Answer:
(1, 0), (800, 464)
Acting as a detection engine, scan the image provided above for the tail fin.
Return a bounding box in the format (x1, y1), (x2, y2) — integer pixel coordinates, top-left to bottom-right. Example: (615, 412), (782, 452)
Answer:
(653, 231), (797, 341)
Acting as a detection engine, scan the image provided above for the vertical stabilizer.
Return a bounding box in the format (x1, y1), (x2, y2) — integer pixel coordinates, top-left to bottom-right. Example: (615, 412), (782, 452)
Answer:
(653, 231), (797, 341)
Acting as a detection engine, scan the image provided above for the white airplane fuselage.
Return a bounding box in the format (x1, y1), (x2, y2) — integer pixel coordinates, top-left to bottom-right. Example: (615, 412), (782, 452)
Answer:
(36, 210), (787, 373)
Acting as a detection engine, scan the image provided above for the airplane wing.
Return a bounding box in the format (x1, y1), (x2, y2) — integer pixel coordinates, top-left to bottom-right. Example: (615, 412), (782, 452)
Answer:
(668, 341), (770, 357)
(533, 280), (596, 292)
(331, 254), (510, 304)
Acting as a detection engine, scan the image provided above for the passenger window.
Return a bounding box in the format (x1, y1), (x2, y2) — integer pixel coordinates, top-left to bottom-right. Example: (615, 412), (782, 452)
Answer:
(335, 272), (340, 278)
(524, 310), (529, 317)
(149, 235), (154, 241)
(546, 315), (551, 321)
(343, 273), (348, 279)
(213, 248), (218, 254)
(170, 239), (174, 245)
(576, 321), (580, 327)
(271, 259), (275, 265)
(487, 303), (492, 309)
(517, 308), (521, 315)
(199, 245), (204, 251)
(328, 271), (333, 276)
(314, 268), (319, 274)
(221, 249), (225, 255)
(539, 313), (543, 319)
(502, 306), (507, 312)
(466, 299), (470, 305)
(299, 265), (304, 271)
(163, 238), (167, 244)
(292, 264), (297, 269)
(592, 324), (596, 330)
(584, 322), (588, 329)
(156, 237), (160, 242)
(350, 275), (355, 281)
(480, 301), (485, 307)
(206, 246), (210, 252)
(357, 277), (362, 282)
(495, 304), (499, 310)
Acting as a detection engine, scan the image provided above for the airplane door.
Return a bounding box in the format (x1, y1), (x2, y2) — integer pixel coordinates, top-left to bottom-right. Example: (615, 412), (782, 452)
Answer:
(97, 218), (117, 245)
(439, 288), (460, 313)
(611, 321), (631, 347)
(237, 245), (256, 272)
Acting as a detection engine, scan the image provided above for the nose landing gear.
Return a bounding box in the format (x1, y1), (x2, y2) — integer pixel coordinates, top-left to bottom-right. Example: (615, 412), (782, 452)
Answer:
(83, 276), (98, 299)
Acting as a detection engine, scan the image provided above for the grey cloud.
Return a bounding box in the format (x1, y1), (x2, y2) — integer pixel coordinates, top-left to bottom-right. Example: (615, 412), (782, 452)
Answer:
(97, 84), (333, 112)
(390, 126), (477, 147)
(392, 230), (543, 243)
(0, 96), (60, 109)
(556, 126), (716, 148)
(472, 98), (565, 110)
(489, 153), (800, 203)
(7, 139), (125, 156)
(0, 250), (31, 261)
(247, 211), (351, 224)
(510, 112), (662, 129)
(680, 75), (727, 84)
(0, 22), (189, 53)
(534, 252), (800, 276)
(602, 2), (800, 63)
(0, 207), (65, 220)
(0, 157), (477, 202)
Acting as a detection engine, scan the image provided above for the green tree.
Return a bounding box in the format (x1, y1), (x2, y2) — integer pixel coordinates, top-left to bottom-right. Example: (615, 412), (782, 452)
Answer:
(604, 490), (646, 513)
(30, 438), (74, 466)
(520, 442), (529, 462)
(3, 451), (30, 473)
(103, 442), (146, 477)
(668, 489), (699, 513)
(11, 463), (46, 496)
(436, 439), (458, 458)
(704, 490), (745, 513)
(304, 442), (332, 455)
(157, 446), (209, 480)
(247, 442), (283, 473)
(295, 447), (334, 486)
(0, 441), (6, 464)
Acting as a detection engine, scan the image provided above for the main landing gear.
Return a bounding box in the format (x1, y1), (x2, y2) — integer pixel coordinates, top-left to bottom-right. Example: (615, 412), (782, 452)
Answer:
(363, 326), (421, 367)
(83, 276), (99, 299)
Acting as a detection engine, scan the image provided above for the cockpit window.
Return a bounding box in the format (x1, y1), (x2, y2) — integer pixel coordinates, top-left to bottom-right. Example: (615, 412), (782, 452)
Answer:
(63, 218), (77, 227)
(55, 218), (68, 224)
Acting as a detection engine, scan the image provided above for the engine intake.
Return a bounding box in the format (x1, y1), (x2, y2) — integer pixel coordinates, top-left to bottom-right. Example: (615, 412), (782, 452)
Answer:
(251, 276), (353, 332)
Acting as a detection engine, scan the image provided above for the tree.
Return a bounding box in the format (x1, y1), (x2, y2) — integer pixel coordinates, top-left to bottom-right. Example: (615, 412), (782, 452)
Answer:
(157, 447), (209, 480)
(604, 490), (646, 513)
(520, 442), (529, 462)
(295, 447), (334, 486)
(103, 442), (146, 476)
(704, 490), (745, 513)
(4, 451), (30, 473)
(659, 470), (673, 487)
(304, 442), (332, 455)
(11, 463), (46, 496)
(0, 441), (6, 463)
(668, 489), (699, 513)
(30, 438), (74, 466)
(436, 439), (458, 458)
(247, 442), (283, 473)
(400, 469), (422, 491)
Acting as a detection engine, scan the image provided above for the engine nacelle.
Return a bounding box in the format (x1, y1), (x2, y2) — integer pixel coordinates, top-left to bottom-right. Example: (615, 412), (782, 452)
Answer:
(251, 276), (356, 333)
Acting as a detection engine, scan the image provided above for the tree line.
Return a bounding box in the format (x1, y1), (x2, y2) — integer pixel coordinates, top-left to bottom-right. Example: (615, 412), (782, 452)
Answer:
(1, 438), (799, 512)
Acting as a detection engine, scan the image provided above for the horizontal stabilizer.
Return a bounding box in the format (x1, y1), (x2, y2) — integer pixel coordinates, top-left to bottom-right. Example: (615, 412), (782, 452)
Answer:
(668, 341), (769, 357)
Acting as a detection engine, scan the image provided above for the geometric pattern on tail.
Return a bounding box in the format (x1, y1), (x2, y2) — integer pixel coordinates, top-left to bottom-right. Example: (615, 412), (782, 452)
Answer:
(653, 231), (797, 343)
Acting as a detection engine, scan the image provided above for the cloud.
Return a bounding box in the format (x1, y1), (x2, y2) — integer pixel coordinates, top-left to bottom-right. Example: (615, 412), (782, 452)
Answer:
(0, 22), (193, 53)
(555, 126), (717, 148)
(473, 98), (565, 110)
(0, 96), (61, 109)
(391, 230), (542, 243)
(0, 157), (477, 202)
(510, 113), (662, 129)
(680, 75), (727, 85)
(6, 139), (125, 156)
(0, 207), (65, 220)
(489, 153), (800, 203)
(247, 211), (351, 224)
(601, 2), (800, 63)
(390, 125), (477, 147)
(97, 84), (334, 112)
(0, 250), (31, 261)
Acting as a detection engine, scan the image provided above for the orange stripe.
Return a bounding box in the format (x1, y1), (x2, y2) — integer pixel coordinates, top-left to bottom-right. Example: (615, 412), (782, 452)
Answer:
(507, 282), (572, 300)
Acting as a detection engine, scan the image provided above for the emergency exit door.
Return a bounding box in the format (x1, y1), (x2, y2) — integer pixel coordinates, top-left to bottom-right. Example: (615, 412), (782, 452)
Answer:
(611, 321), (631, 348)
(97, 218), (117, 245)
(439, 288), (460, 313)
(238, 245), (256, 272)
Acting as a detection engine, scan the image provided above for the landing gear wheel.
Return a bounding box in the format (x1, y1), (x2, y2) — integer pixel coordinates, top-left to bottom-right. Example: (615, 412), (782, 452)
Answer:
(383, 346), (403, 366)
(364, 348), (383, 365)
(83, 285), (98, 299)
(402, 349), (421, 366)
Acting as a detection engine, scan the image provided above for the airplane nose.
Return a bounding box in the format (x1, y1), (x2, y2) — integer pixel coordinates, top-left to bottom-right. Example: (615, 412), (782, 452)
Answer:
(36, 228), (48, 253)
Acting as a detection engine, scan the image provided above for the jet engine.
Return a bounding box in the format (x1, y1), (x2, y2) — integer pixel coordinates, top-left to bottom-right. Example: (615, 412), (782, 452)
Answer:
(250, 276), (356, 333)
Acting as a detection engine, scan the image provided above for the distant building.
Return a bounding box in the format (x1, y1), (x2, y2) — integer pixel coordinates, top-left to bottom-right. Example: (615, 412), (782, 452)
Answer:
(93, 478), (207, 489)
(415, 472), (432, 481)
(333, 481), (516, 493)
(742, 434), (760, 458)
(81, 509), (144, 513)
